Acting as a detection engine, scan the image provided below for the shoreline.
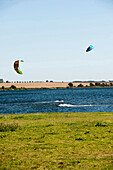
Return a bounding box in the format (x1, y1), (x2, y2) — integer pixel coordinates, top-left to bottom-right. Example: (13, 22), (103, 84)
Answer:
(0, 81), (113, 90)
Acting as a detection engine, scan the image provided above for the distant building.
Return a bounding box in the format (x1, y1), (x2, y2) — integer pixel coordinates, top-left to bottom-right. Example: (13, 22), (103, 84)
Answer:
(0, 79), (3, 83)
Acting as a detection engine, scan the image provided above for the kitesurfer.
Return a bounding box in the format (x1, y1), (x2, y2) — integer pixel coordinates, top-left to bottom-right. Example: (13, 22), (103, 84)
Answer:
(57, 99), (61, 107)
(59, 99), (61, 105)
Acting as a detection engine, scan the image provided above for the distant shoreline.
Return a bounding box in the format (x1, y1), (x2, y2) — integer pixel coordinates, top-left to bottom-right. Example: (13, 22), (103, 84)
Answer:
(0, 81), (113, 90)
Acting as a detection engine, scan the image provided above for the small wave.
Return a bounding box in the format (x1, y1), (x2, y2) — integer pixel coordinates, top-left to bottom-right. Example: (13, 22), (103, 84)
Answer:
(58, 104), (113, 107)
(58, 104), (94, 107)
(0, 100), (63, 105)
(35, 100), (64, 104)
(55, 100), (64, 103)
(35, 101), (53, 104)
(58, 104), (75, 107)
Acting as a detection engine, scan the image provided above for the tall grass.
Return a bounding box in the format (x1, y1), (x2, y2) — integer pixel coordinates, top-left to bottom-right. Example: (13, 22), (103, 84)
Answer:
(0, 123), (19, 132)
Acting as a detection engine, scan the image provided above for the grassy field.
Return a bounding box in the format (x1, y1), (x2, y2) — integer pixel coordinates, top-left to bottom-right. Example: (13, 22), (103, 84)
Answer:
(0, 112), (113, 170)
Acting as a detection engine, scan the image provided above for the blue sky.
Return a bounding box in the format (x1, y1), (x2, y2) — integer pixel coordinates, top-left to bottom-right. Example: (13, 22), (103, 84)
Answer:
(0, 0), (113, 82)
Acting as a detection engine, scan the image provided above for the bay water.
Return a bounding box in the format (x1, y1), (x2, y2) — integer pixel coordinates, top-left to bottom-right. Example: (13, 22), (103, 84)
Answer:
(0, 87), (113, 114)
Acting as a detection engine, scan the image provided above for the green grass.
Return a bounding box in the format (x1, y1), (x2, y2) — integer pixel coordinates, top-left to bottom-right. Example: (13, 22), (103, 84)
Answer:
(0, 112), (113, 169)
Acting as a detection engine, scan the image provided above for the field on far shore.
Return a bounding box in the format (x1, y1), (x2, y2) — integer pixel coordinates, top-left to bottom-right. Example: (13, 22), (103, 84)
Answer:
(0, 81), (113, 89)
(0, 82), (90, 89)
(0, 112), (113, 169)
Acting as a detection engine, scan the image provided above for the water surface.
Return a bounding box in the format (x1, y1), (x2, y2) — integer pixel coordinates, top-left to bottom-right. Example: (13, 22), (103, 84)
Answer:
(0, 87), (113, 114)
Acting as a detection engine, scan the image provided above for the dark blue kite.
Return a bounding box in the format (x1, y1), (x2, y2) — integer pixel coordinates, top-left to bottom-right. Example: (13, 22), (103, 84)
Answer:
(86, 45), (94, 52)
